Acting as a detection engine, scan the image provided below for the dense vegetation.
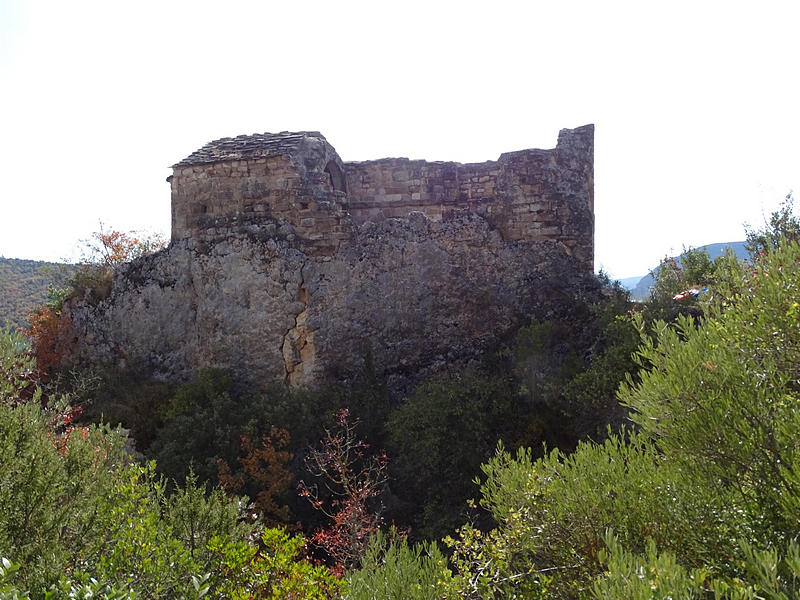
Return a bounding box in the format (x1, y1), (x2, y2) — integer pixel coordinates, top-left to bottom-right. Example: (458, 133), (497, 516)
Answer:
(3, 196), (799, 598)
(0, 330), (343, 599)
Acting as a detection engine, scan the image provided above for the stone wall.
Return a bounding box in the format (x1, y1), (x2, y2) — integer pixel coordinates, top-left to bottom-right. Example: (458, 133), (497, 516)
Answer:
(343, 159), (499, 223)
(343, 124), (594, 268)
(170, 125), (593, 268)
(170, 133), (351, 256)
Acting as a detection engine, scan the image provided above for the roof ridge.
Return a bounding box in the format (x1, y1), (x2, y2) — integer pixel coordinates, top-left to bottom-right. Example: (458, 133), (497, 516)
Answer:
(172, 131), (328, 168)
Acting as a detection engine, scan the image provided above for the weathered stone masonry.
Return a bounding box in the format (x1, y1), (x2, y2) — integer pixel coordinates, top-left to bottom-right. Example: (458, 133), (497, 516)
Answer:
(170, 125), (594, 269)
(64, 125), (596, 392)
(343, 125), (594, 269)
(170, 132), (351, 257)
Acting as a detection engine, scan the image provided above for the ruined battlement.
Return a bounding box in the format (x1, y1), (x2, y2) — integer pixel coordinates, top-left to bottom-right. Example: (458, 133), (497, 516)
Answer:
(169, 125), (594, 268)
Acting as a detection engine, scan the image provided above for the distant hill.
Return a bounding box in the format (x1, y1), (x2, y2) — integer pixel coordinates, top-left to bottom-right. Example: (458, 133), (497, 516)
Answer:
(616, 275), (643, 290)
(627, 241), (749, 300)
(0, 257), (73, 329)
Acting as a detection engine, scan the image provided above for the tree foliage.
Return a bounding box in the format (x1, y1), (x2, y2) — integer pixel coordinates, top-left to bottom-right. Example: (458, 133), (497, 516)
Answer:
(745, 192), (800, 255)
(387, 371), (518, 540)
(206, 528), (343, 600)
(79, 227), (167, 269)
(429, 236), (800, 598)
(641, 245), (720, 323)
(65, 226), (165, 303)
(218, 429), (294, 528)
(620, 238), (800, 542)
(25, 306), (72, 377)
(345, 530), (451, 600)
(299, 409), (388, 575)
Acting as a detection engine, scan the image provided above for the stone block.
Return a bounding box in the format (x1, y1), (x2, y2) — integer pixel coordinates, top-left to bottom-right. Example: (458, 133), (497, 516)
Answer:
(530, 225), (561, 236)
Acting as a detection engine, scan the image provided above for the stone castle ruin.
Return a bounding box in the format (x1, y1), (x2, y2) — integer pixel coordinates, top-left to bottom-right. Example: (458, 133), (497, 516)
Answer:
(64, 125), (596, 391)
(170, 127), (593, 268)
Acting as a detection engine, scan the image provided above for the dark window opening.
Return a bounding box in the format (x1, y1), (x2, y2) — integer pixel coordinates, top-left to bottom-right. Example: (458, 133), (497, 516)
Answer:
(324, 161), (346, 193)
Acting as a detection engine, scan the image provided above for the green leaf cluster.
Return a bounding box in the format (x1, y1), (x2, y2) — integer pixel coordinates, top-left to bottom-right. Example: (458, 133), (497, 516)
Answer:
(745, 192), (800, 255)
(387, 371), (519, 539)
(206, 528), (343, 599)
(0, 396), (253, 596)
(345, 530), (451, 600)
(594, 532), (800, 600)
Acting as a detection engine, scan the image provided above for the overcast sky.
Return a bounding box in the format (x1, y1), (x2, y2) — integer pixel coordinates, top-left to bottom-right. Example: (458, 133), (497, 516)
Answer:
(1, 1), (798, 278)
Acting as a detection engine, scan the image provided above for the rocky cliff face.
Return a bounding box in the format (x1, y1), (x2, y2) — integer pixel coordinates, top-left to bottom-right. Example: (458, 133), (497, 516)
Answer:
(62, 126), (597, 393)
(63, 211), (599, 393)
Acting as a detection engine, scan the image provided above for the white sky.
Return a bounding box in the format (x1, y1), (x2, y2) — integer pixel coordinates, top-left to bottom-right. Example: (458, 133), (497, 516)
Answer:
(1, 1), (798, 278)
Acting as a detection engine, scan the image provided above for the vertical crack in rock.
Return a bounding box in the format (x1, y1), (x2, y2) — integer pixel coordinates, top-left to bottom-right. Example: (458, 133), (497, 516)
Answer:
(282, 261), (314, 387)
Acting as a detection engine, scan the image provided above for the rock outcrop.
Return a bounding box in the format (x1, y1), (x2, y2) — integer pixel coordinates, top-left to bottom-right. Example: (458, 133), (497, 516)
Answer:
(63, 125), (597, 392)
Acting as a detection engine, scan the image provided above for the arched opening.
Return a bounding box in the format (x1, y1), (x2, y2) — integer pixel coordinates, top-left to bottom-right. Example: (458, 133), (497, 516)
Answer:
(324, 161), (346, 193)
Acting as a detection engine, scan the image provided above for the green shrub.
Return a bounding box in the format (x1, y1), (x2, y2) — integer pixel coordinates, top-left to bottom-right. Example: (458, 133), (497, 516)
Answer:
(346, 531), (451, 600)
(442, 238), (800, 598)
(507, 282), (638, 447)
(0, 329), (350, 599)
(206, 528), (343, 599)
(387, 370), (517, 540)
(77, 365), (176, 451)
(0, 335), (259, 597)
(745, 192), (800, 255)
(148, 369), (273, 486)
(511, 318), (583, 408)
(620, 239), (800, 544)
(0, 397), (229, 595)
(446, 433), (745, 598)
(593, 532), (800, 600)
(0, 558), (140, 600)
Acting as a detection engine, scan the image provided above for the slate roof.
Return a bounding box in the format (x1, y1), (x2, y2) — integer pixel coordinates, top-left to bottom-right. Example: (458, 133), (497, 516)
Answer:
(173, 131), (327, 168)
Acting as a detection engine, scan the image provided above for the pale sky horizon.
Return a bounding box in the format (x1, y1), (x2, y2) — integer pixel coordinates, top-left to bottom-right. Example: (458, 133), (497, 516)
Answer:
(1, 1), (798, 279)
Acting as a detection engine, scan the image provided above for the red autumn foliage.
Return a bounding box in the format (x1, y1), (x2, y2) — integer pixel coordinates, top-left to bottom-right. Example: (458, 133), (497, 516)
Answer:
(218, 427), (294, 528)
(26, 306), (73, 378)
(50, 405), (89, 455)
(298, 409), (388, 575)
